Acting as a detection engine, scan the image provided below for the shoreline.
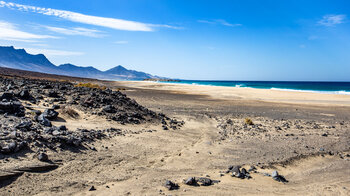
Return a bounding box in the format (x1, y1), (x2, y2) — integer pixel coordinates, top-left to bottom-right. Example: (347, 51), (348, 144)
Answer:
(155, 81), (350, 95)
(116, 80), (350, 106)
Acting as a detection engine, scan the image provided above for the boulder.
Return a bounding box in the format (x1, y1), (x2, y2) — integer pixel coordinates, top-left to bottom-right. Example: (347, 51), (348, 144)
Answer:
(43, 109), (59, 120)
(38, 114), (52, 127)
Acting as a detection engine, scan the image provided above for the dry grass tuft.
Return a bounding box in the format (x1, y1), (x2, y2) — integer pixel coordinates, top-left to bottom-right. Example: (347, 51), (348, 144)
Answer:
(74, 82), (107, 90)
(244, 118), (254, 125)
(61, 106), (80, 119)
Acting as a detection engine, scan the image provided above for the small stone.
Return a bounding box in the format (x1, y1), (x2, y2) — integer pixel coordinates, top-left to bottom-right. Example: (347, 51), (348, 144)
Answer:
(231, 166), (241, 177)
(0, 142), (17, 154)
(271, 171), (288, 183)
(38, 114), (52, 127)
(37, 153), (49, 162)
(89, 186), (96, 191)
(271, 170), (279, 178)
(43, 109), (59, 120)
(184, 177), (197, 186)
(52, 130), (60, 136)
(90, 146), (96, 151)
(273, 175), (288, 183)
(9, 131), (19, 139)
(241, 168), (248, 175)
(248, 166), (256, 172)
(52, 105), (60, 109)
(197, 177), (212, 186)
(58, 125), (67, 131)
(164, 180), (179, 190)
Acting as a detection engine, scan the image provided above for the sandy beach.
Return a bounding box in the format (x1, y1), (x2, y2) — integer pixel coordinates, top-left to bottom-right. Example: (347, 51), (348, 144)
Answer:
(117, 81), (350, 106)
(1, 75), (350, 195)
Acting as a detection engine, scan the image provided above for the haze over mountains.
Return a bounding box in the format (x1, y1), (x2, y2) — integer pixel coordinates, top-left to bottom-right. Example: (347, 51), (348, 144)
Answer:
(0, 46), (159, 80)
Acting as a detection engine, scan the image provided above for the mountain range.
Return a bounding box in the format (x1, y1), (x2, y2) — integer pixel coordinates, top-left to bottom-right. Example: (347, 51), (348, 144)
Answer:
(0, 46), (159, 80)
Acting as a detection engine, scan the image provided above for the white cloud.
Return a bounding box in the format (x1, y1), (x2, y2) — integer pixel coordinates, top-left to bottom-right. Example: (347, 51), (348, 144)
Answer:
(198, 19), (242, 27)
(0, 1), (180, 31)
(25, 48), (84, 56)
(45, 26), (104, 37)
(114, 41), (128, 44)
(318, 14), (346, 27)
(0, 21), (57, 42)
(30, 43), (50, 47)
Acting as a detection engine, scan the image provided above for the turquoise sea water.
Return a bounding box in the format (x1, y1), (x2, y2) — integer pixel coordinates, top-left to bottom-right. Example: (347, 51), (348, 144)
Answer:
(159, 80), (350, 95)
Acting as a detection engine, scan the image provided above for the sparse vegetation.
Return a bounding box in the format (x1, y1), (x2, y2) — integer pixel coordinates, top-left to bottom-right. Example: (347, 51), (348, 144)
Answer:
(74, 82), (107, 90)
(244, 118), (254, 125)
(61, 106), (79, 118)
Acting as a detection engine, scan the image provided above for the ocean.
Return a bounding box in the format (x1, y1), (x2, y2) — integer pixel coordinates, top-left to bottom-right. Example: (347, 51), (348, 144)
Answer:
(159, 80), (350, 95)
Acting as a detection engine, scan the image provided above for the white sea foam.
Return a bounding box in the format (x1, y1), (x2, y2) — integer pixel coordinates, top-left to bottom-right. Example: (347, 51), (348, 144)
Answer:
(235, 84), (245, 88)
(270, 88), (350, 95)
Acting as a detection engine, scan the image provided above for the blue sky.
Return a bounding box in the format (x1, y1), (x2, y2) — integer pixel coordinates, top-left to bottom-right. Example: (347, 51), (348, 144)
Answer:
(0, 0), (349, 81)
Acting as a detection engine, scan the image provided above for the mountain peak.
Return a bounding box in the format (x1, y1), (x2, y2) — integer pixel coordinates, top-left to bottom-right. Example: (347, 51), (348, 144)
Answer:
(0, 45), (161, 80)
(106, 65), (127, 72)
(0, 46), (55, 69)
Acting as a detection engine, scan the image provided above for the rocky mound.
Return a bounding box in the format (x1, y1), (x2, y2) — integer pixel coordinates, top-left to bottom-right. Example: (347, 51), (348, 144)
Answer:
(0, 76), (183, 156)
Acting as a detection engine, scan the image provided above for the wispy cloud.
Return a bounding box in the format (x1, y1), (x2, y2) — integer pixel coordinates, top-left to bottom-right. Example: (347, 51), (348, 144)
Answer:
(114, 41), (128, 44)
(318, 14), (346, 27)
(0, 1), (180, 31)
(25, 48), (84, 56)
(45, 26), (104, 37)
(198, 19), (242, 27)
(0, 21), (57, 42)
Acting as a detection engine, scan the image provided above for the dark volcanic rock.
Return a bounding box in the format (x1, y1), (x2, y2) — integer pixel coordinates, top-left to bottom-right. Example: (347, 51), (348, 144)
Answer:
(38, 114), (52, 127)
(102, 105), (116, 113)
(16, 121), (33, 131)
(19, 89), (31, 99)
(0, 100), (25, 116)
(230, 166), (251, 179)
(184, 177), (198, 186)
(37, 152), (49, 162)
(271, 171), (288, 183)
(43, 109), (59, 120)
(0, 74), (182, 156)
(1, 92), (15, 100)
(0, 142), (17, 154)
(47, 90), (59, 98)
(197, 177), (213, 186)
(164, 180), (179, 190)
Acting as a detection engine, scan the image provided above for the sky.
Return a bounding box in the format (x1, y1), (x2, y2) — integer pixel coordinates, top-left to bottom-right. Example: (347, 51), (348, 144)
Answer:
(0, 0), (349, 81)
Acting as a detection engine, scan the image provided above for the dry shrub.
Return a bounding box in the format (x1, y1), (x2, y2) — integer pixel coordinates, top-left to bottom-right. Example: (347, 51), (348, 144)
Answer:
(59, 79), (71, 83)
(244, 118), (254, 125)
(61, 106), (80, 118)
(74, 82), (107, 90)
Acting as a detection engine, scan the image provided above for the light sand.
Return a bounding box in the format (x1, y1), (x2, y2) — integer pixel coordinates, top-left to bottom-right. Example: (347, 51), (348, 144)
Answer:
(1, 80), (350, 196)
(117, 81), (350, 106)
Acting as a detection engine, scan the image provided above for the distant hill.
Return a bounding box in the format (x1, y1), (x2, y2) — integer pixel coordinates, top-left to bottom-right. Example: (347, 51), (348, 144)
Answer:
(0, 46), (160, 80)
